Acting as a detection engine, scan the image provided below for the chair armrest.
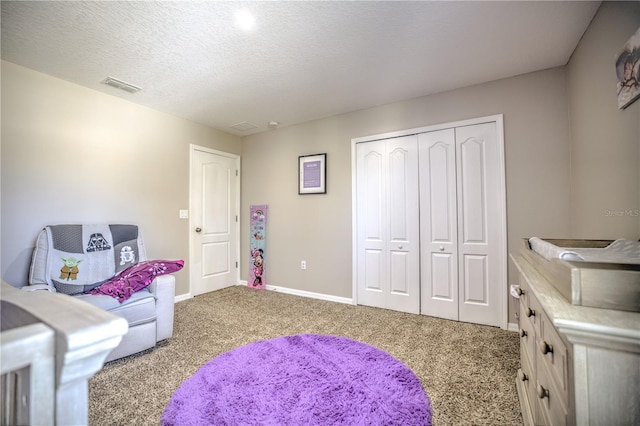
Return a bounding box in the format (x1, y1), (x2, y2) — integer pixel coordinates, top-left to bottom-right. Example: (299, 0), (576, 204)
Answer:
(148, 275), (175, 341)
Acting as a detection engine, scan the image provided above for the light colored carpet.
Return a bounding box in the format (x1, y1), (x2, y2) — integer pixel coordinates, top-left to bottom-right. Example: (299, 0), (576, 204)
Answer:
(89, 286), (522, 425)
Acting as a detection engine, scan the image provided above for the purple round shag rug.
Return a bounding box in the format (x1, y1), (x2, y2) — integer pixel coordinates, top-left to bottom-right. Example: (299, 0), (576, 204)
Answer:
(161, 334), (431, 425)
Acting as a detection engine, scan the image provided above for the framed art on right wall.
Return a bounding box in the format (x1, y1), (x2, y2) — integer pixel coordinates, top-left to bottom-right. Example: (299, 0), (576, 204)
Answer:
(616, 26), (640, 109)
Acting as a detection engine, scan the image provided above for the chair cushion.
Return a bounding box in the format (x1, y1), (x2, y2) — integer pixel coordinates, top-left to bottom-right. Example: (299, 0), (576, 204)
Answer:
(74, 289), (156, 327)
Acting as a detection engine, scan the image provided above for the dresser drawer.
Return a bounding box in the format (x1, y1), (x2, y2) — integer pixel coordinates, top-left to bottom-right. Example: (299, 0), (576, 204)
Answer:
(519, 345), (538, 423)
(519, 311), (536, 366)
(519, 281), (541, 336)
(517, 274), (530, 298)
(538, 311), (569, 404)
(535, 355), (568, 426)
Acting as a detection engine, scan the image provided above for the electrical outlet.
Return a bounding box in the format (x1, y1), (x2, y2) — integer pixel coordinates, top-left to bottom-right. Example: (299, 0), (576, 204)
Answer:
(301, 260), (307, 270)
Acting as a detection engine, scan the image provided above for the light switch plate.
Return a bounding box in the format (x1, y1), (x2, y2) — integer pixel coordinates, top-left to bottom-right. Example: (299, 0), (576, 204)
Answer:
(179, 209), (189, 219)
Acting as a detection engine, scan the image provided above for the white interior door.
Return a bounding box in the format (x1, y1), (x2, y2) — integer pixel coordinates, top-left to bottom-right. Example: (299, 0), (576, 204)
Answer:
(386, 136), (420, 313)
(419, 129), (458, 320)
(190, 146), (239, 296)
(356, 136), (420, 314)
(455, 123), (502, 327)
(356, 139), (387, 310)
(419, 122), (504, 327)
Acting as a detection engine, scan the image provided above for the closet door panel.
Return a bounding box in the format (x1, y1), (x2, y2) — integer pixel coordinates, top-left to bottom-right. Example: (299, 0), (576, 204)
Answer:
(362, 150), (384, 240)
(389, 250), (408, 294)
(456, 123), (502, 327)
(356, 136), (419, 314)
(462, 254), (488, 304)
(388, 147), (411, 241)
(386, 136), (420, 314)
(356, 141), (387, 308)
(419, 129), (458, 320)
(458, 138), (486, 244)
(431, 253), (455, 301)
(364, 249), (383, 291)
(428, 143), (456, 242)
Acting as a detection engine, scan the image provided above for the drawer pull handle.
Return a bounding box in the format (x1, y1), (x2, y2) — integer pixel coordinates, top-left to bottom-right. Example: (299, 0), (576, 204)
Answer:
(519, 329), (527, 338)
(539, 340), (554, 355)
(536, 384), (549, 399)
(516, 287), (525, 296)
(518, 370), (528, 382)
(525, 307), (535, 318)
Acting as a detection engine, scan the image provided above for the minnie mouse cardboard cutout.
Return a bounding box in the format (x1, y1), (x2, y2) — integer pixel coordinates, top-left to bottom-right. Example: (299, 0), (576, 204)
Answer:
(248, 205), (267, 289)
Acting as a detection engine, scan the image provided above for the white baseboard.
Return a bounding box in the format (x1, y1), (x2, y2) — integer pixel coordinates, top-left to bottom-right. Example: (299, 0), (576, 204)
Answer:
(507, 322), (519, 332)
(238, 280), (353, 305)
(174, 293), (193, 303)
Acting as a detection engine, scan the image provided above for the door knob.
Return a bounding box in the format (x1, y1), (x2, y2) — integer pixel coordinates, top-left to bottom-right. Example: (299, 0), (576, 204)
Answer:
(439, 246), (445, 251)
(195, 227), (202, 233)
(398, 245), (403, 249)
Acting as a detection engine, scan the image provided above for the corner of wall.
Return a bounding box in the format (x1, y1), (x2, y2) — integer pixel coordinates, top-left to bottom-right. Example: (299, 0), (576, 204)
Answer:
(565, 2), (640, 239)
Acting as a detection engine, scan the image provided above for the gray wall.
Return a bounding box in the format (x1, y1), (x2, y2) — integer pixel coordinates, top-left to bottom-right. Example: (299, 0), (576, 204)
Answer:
(241, 2), (640, 325)
(567, 2), (640, 238)
(1, 61), (242, 296)
(242, 67), (573, 324)
(2, 2), (638, 327)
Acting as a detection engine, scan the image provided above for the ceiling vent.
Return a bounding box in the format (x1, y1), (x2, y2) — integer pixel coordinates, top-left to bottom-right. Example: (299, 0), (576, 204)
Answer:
(230, 121), (257, 131)
(101, 76), (142, 93)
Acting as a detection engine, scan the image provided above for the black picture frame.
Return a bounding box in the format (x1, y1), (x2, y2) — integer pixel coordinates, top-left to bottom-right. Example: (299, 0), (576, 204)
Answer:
(298, 153), (327, 194)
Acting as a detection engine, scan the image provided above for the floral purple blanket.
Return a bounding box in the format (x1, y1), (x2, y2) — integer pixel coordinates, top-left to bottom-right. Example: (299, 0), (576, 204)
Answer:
(88, 259), (183, 303)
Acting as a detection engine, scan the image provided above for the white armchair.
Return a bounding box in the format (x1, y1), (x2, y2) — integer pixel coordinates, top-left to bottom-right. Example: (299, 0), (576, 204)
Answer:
(26, 224), (177, 362)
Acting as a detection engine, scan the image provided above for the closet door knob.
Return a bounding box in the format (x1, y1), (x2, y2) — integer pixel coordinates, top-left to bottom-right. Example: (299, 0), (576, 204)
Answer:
(439, 246), (445, 251)
(525, 307), (535, 318)
(516, 287), (525, 296)
(398, 245), (403, 249)
(519, 328), (527, 338)
(195, 227), (202, 233)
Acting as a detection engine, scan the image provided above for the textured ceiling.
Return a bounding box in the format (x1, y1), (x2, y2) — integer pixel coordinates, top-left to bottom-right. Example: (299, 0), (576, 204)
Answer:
(1, 1), (600, 136)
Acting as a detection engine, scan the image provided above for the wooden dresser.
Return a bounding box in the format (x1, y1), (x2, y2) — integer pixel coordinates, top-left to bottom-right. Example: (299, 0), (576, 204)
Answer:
(511, 253), (640, 426)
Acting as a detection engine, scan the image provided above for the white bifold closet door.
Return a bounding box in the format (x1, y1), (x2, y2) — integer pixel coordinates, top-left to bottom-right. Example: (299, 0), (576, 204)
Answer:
(356, 136), (420, 314)
(419, 122), (502, 327)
